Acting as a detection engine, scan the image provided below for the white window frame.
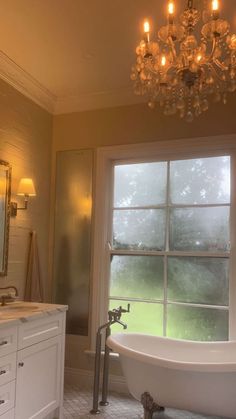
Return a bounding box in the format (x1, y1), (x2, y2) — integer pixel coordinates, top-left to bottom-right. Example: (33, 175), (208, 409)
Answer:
(90, 134), (236, 350)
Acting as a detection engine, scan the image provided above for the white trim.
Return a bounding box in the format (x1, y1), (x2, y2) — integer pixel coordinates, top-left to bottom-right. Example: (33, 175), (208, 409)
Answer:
(91, 135), (236, 349)
(0, 51), (145, 115)
(64, 367), (128, 395)
(0, 50), (56, 113)
(229, 152), (236, 339)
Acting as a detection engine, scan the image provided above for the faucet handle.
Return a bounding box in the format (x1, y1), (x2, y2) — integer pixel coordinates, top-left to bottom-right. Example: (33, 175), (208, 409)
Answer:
(119, 304), (130, 314)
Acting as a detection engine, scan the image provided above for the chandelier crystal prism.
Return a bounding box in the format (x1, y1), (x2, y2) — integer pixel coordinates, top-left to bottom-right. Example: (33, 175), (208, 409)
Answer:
(131, 0), (236, 121)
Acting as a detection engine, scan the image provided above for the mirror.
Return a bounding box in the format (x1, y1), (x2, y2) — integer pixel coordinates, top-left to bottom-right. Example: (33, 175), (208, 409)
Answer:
(0, 160), (11, 276)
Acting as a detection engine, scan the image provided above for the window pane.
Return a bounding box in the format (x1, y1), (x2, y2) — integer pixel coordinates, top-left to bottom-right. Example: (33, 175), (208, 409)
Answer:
(113, 209), (166, 251)
(167, 305), (228, 341)
(114, 162), (167, 207)
(168, 257), (229, 306)
(170, 156), (230, 204)
(110, 256), (164, 300)
(170, 207), (230, 252)
(109, 299), (163, 335)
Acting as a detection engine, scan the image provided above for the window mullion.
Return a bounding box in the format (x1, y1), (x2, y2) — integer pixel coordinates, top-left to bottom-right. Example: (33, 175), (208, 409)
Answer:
(110, 249), (230, 258)
(105, 163), (115, 320)
(163, 161), (171, 336)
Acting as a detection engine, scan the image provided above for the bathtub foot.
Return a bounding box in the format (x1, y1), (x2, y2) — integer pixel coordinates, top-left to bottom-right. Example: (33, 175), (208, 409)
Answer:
(141, 392), (164, 419)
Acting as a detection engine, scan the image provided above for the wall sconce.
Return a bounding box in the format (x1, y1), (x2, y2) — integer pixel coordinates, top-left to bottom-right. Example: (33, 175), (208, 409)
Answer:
(11, 178), (36, 217)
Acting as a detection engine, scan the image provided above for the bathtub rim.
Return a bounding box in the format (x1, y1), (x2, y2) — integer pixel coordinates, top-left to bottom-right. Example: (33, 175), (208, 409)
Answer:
(107, 333), (236, 373)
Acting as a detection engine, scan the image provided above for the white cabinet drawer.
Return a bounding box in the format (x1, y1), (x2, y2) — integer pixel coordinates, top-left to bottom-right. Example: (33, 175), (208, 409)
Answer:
(0, 353), (16, 387)
(0, 408), (14, 419)
(0, 381), (15, 416)
(18, 313), (63, 349)
(0, 326), (17, 357)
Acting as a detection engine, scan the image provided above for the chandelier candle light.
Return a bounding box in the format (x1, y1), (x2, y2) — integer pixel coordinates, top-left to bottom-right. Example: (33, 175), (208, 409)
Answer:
(131, 0), (236, 121)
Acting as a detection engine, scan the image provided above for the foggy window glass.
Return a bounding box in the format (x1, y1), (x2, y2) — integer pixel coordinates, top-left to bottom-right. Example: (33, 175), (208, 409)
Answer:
(113, 209), (166, 251)
(114, 162), (167, 207)
(109, 155), (231, 341)
(170, 156), (230, 205)
(170, 207), (230, 252)
(167, 305), (228, 341)
(167, 257), (229, 306)
(110, 255), (164, 300)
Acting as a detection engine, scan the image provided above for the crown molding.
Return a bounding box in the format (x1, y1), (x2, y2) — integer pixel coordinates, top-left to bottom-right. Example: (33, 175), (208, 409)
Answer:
(0, 50), (56, 114)
(0, 50), (145, 115)
(54, 87), (146, 115)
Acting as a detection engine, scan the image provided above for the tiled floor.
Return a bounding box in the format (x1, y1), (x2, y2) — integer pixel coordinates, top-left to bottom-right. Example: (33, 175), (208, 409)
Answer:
(63, 383), (226, 419)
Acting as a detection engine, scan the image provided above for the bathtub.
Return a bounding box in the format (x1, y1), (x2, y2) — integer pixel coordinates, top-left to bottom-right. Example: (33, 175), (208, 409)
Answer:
(107, 333), (236, 418)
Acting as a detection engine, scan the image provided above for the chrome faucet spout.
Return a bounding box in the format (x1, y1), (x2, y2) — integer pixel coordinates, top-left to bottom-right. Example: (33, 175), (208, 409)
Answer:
(116, 320), (127, 329)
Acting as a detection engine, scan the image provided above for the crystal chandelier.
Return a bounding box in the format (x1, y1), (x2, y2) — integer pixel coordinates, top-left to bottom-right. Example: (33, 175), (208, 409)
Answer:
(131, 0), (236, 122)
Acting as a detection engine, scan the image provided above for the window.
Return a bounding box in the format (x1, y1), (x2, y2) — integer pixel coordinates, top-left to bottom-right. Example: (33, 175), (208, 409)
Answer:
(91, 137), (236, 347)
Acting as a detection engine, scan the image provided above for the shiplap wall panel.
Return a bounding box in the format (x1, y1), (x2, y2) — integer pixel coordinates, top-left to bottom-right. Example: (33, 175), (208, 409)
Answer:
(0, 78), (53, 300)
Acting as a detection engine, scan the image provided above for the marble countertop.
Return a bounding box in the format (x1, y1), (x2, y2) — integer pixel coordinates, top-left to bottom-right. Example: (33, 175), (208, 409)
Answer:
(0, 301), (68, 326)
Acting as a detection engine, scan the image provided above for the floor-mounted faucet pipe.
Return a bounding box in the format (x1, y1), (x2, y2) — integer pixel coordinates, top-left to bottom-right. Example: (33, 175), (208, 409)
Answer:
(90, 329), (103, 414)
(100, 325), (111, 406)
(90, 305), (130, 415)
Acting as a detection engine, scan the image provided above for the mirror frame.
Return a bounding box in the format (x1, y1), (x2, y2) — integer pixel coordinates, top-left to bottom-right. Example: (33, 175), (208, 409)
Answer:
(0, 160), (11, 276)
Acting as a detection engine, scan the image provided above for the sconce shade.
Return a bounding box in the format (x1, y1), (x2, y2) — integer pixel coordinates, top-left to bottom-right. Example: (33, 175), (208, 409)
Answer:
(17, 178), (36, 196)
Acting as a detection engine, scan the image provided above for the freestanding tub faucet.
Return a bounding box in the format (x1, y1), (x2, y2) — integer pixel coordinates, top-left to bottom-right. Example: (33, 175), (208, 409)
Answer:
(90, 304), (130, 415)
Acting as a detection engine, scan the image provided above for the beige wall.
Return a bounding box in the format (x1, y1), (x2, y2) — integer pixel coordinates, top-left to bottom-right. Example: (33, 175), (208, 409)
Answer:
(52, 97), (236, 375)
(53, 96), (236, 151)
(0, 78), (53, 300)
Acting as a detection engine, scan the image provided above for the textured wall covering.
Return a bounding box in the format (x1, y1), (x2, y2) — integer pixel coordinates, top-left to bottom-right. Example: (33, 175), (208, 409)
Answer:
(0, 78), (52, 299)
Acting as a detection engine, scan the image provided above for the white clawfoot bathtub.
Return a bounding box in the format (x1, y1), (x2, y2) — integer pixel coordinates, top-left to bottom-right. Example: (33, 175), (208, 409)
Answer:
(107, 333), (236, 418)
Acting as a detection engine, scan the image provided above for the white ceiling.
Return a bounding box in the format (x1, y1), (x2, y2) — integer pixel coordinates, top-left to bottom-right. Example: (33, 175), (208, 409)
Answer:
(0, 0), (235, 114)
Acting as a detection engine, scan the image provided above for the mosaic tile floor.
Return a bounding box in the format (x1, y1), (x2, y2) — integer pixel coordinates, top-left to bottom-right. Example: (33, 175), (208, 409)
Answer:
(63, 383), (227, 419)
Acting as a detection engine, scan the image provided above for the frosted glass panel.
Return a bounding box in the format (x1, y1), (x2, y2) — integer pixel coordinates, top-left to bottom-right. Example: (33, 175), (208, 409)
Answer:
(53, 149), (93, 336)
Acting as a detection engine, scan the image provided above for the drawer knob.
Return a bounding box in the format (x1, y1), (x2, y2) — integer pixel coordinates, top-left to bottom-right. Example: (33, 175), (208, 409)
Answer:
(0, 370), (6, 375)
(18, 362), (24, 367)
(0, 341), (7, 347)
(0, 400), (5, 405)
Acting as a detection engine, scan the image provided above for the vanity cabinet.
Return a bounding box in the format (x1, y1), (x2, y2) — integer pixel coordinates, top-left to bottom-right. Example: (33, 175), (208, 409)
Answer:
(0, 306), (66, 419)
(16, 336), (62, 419)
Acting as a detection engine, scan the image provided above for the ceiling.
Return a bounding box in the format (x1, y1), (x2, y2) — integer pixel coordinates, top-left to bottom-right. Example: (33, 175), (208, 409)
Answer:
(0, 0), (236, 114)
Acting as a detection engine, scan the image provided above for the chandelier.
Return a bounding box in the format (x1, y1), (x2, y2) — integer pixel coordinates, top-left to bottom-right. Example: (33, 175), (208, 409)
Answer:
(131, 0), (236, 121)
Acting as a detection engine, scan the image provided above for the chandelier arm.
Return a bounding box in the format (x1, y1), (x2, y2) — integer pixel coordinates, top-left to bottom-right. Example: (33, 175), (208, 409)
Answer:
(201, 39), (218, 67)
(167, 36), (177, 61)
(214, 58), (229, 71)
(209, 63), (225, 82)
(207, 37), (217, 61)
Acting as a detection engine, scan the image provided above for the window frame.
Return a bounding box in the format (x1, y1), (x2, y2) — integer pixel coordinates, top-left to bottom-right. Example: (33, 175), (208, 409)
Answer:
(90, 135), (236, 349)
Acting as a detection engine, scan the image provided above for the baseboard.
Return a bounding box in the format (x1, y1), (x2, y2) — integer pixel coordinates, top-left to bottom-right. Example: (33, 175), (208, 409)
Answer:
(65, 367), (129, 395)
